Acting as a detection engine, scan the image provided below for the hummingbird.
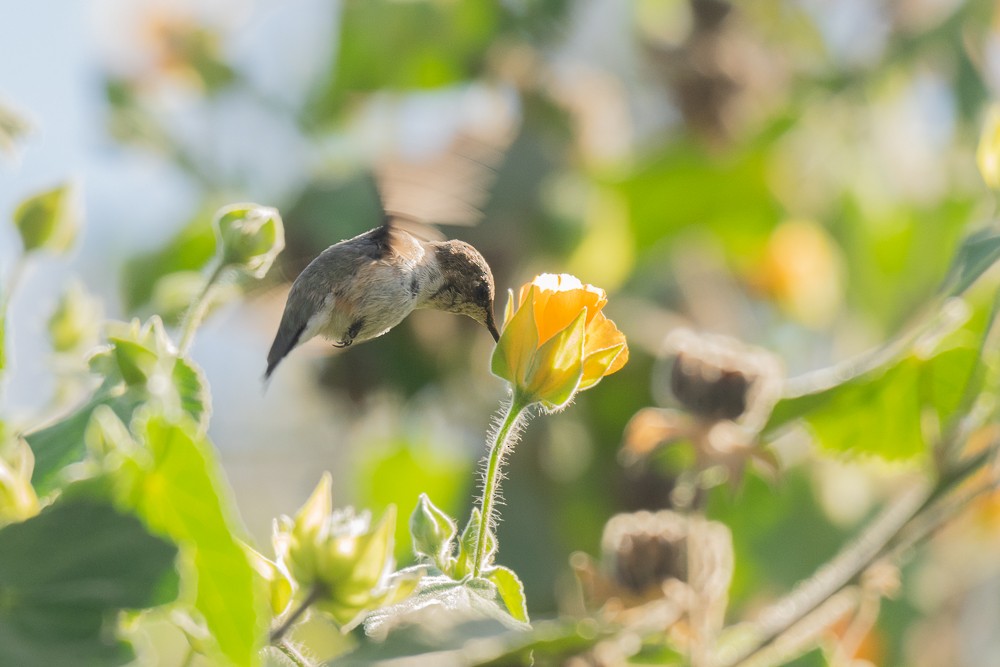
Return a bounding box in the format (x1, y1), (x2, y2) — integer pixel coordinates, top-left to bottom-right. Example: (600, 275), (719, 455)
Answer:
(264, 220), (500, 380)
(264, 130), (509, 380)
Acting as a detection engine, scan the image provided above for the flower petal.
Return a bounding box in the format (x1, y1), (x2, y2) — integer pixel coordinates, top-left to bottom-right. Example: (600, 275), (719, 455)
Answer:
(492, 285), (539, 386)
(524, 308), (587, 409)
(584, 312), (629, 375)
(578, 342), (627, 390)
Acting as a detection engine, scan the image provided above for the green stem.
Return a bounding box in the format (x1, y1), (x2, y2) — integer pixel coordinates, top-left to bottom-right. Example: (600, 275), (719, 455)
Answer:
(473, 395), (529, 577)
(0, 255), (28, 393)
(178, 262), (226, 355)
(276, 640), (313, 667)
(269, 585), (323, 643)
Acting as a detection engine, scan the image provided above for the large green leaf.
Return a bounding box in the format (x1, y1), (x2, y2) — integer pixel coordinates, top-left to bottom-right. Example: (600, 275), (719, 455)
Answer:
(129, 415), (263, 667)
(25, 385), (147, 494)
(0, 499), (179, 667)
(26, 350), (210, 492)
(765, 345), (980, 460)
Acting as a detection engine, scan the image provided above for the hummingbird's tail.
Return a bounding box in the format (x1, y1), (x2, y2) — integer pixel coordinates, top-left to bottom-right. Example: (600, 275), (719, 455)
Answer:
(265, 321), (307, 381)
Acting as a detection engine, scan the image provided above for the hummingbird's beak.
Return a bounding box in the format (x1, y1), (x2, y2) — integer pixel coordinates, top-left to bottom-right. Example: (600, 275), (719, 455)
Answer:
(486, 308), (500, 342)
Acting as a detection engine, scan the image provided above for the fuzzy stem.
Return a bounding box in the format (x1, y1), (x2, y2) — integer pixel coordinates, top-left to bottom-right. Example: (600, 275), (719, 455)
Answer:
(269, 585), (323, 644)
(178, 262), (226, 355)
(276, 640), (313, 667)
(473, 394), (529, 577)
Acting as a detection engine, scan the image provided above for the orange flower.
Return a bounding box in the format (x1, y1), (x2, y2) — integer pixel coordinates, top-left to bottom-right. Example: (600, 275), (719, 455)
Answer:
(492, 274), (628, 410)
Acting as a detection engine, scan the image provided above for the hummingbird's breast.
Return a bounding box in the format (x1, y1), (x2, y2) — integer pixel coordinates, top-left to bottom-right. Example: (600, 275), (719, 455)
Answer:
(318, 229), (441, 345)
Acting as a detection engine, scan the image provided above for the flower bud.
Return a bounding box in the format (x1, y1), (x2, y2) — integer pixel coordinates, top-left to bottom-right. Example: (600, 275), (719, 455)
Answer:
(13, 182), (80, 254)
(213, 203), (284, 278)
(410, 493), (457, 571)
(48, 281), (101, 355)
(0, 442), (39, 527)
(273, 473), (413, 629)
(93, 318), (174, 387)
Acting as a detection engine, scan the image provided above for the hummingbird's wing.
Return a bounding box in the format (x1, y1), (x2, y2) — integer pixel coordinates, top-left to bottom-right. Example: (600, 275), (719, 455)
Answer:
(375, 126), (513, 231)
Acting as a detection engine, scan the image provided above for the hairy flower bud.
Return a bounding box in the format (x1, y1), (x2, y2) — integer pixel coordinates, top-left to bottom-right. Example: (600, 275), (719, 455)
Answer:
(214, 203), (284, 278)
(410, 493), (457, 571)
(273, 473), (414, 629)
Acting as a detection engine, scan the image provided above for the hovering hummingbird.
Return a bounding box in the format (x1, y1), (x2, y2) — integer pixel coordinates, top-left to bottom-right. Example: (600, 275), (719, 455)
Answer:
(264, 132), (507, 380)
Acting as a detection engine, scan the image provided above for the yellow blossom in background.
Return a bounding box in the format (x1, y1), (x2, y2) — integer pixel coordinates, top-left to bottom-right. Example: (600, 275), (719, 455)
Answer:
(978, 103), (1000, 190)
(492, 274), (628, 410)
(751, 219), (843, 328)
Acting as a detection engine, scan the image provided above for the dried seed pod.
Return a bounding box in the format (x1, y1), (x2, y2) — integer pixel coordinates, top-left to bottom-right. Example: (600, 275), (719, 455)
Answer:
(663, 328), (782, 429)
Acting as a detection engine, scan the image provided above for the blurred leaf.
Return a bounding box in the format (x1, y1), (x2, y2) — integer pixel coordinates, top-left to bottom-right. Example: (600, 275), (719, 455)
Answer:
(12, 183), (80, 254)
(129, 415), (264, 667)
(0, 101), (31, 156)
(977, 103), (1000, 190)
(941, 226), (1000, 297)
(121, 212), (216, 314)
(357, 440), (469, 563)
(484, 565), (529, 624)
(26, 384), (147, 494)
(0, 499), (179, 667)
(48, 280), (101, 355)
(308, 0), (500, 122)
(344, 615), (597, 666)
(173, 357), (211, 427)
(766, 343), (979, 460)
(26, 340), (211, 492)
(613, 140), (780, 255)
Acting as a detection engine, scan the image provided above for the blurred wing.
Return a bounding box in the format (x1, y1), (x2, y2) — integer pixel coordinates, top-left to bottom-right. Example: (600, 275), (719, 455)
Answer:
(376, 129), (513, 230)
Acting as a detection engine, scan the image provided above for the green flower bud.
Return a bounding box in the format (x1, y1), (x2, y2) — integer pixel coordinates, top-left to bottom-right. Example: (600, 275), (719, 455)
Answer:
(273, 473), (414, 629)
(213, 203), (284, 278)
(92, 317), (173, 387)
(48, 281), (101, 355)
(410, 493), (457, 572)
(13, 182), (80, 254)
(0, 442), (39, 527)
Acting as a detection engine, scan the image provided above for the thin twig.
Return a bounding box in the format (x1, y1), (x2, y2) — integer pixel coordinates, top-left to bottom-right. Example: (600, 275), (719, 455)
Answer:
(270, 585), (323, 643)
(178, 262), (226, 355)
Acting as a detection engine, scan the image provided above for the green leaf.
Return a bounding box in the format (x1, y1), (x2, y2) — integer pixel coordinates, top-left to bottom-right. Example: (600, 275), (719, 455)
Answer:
(121, 211), (217, 315)
(362, 574), (529, 640)
(483, 565), (529, 624)
(27, 337), (211, 491)
(13, 183), (80, 254)
(173, 356), (211, 429)
(941, 226), (1000, 296)
(129, 415), (263, 667)
(0, 499), (179, 667)
(766, 344), (980, 461)
(26, 385), (147, 493)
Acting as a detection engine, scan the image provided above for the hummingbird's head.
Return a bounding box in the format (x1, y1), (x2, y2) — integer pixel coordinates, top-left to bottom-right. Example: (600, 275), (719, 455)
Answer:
(429, 240), (500, 342)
